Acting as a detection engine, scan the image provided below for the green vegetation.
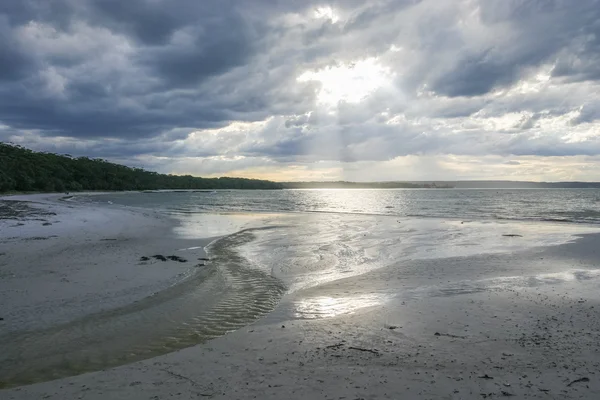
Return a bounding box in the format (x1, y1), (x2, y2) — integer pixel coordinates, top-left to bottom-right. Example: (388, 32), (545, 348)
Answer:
(0, 143), (282, 192)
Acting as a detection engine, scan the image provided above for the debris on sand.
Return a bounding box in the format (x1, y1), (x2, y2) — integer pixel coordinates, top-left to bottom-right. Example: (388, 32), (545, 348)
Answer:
(0, 200), (57, 221)
(146, 254), (187, 262)
(24, 236), (58, 241)
(348, 346), (380, 356)
(567, 377), (589, 387)
(478, 374), (494, 380)
(166, 255), (187, 263)
(198, 257), (210, 261)
(502, 234), (523, 237)
(434, 332), (466, 339)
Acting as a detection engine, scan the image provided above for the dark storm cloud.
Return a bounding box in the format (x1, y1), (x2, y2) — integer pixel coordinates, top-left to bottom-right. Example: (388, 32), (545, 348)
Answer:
(0, 1), (74, 27)
(89, 0), (196, 45)
(142, 22), (255, 87)
(0, 17), (35, 82)
(432, 52), (512, 97)
(429, 0), (600, 97)
(0, 0), (289, 140)
(0, 81), (230, 138)
(1, 0), (600, 168)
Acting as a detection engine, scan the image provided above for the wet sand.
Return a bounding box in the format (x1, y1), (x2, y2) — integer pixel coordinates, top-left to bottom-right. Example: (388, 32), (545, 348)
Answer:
(0, 194), (213, 334)
(2, 195), (600, 399)
(0, 194), (228, 387)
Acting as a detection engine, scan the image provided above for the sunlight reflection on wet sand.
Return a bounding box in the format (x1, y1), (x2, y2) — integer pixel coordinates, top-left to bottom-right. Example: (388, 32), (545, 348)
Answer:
(293, 294), (390, 319)
(292, 269), (600, 319)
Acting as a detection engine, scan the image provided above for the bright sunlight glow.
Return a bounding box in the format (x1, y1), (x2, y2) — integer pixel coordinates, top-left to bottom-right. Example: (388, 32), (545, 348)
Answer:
(314, 6), (339, 23)
(297, 58), (392, 106)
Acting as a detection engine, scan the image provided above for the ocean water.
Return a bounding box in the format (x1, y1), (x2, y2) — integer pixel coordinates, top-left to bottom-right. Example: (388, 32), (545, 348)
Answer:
(92, 188), (600, 224)
(90, 188), (600, 292)
(5, 189), (600, 387)
(88, 188), (600, 328)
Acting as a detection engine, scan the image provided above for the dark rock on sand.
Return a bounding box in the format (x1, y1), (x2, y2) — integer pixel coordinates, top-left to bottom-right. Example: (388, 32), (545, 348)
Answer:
(434, 332), (466, 339)
(348, 346), (380, 355)
(167, 255), (187, 263)
(567, 377), (589, 387)
(147, 255), (187, 262)
(502, 234), (523, 237)
(24, 236), (57, 241)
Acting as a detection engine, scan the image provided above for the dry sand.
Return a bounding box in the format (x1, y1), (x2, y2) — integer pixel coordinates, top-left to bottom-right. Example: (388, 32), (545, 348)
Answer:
(2, 194), (600, 399)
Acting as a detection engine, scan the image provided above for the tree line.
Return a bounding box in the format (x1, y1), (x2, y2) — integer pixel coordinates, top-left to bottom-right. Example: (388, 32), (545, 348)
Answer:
(0, 143), (283, 192)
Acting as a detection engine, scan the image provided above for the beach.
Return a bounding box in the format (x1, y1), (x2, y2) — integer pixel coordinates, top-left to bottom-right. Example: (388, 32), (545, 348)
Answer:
(0, 194), (214, 334)
(2, 193), (600, 399)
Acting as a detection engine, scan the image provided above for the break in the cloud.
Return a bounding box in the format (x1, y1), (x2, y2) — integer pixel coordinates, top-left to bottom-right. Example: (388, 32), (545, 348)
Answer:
(1, 0), (600, 181)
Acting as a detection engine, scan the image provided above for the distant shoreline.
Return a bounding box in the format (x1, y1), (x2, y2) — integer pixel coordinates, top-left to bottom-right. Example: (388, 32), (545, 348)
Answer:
(281, 181), (600, 189)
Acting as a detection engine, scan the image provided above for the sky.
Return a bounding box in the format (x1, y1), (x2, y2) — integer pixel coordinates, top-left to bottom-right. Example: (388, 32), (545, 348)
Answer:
(1, 0), (600, 182)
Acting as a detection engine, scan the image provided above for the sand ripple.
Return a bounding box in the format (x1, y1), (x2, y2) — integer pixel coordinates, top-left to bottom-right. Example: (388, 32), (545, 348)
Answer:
(0, 229), (285, 388)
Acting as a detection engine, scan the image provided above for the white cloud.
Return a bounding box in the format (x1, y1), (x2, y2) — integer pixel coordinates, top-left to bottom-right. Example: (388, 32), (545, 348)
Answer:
(314, 6), (340, 24)
(2, 0), (600, 181)
(297, 57), (394, 106)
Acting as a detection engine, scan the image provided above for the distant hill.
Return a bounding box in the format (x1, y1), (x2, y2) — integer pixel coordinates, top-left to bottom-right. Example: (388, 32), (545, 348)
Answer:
(282, 180), (600, 189)
(424, 181), (600, 189)
(0, 143), (282, 192)
(281, 181), (452, 189)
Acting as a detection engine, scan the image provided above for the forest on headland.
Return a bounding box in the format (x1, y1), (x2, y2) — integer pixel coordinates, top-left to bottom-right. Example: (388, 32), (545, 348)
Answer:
(0, 143), (283, 192)
(4, 142), (600, 193)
